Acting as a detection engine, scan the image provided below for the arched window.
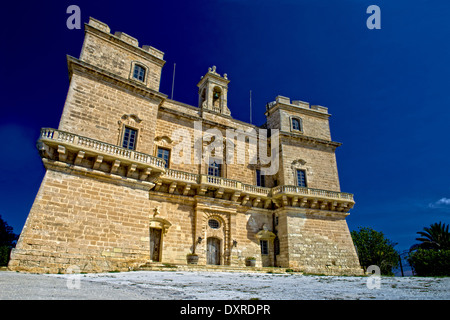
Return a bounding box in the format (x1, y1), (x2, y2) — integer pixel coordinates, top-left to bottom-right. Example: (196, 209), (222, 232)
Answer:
(213, 87), (221, 101)
(212, 87), (222, 112)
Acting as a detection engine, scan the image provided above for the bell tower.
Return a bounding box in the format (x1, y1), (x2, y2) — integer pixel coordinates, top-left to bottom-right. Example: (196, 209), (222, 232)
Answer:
(197, 66), (231, 116)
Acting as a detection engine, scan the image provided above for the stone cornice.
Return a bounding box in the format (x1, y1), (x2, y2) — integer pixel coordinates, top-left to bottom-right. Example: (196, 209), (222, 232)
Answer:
(265, 101), (331, 120)
(280, 131), (342, 148)
(159, 105), (259, 132)
(42, 158), (156, 191)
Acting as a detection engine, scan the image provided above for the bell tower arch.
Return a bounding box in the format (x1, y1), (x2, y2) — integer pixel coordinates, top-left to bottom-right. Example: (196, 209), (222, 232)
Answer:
(197, 66), (231, 116)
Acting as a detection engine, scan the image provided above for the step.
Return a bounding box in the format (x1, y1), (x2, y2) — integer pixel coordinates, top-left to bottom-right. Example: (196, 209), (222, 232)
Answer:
(137, 263), (301, 274)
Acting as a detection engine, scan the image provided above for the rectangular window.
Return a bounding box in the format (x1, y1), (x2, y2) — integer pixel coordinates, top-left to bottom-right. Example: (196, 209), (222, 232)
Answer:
(291, 117), (302, 131)
(157, 147), (170, 168)
(256, 169), (265, 187)
(133, 64), (146, 82)
(260, 240), (269, 255)
(296, 169), (307, 187)
(208, 159), (221, 177)
(122, 127), (137, 150)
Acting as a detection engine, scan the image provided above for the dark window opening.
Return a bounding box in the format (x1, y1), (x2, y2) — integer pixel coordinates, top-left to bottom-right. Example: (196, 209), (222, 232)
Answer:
(296, 169), (307, 187)
(157, 147), (170, 168)
(208, 159), (222, 177)
(256, 169), (265, 187)
(292, 118), (302, 131)
(122, 127), (137, 150)
(133, 64), (146, 82)
(208, 219), (220, 229)
(260, 240), (269, 255)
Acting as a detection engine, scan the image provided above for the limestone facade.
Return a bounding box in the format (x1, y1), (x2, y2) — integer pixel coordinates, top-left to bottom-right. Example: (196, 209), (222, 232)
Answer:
(9, 18), (362, 275)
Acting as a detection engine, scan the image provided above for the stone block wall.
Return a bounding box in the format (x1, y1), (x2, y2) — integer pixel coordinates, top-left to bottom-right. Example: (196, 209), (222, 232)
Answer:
(58, 69), (161, 155)
(275, 207), (363, 275)
(279, 136), (341, 191)
(80, 18), (165, 92)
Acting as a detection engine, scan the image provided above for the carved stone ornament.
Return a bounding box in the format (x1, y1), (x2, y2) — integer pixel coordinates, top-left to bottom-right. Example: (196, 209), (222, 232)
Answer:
(149, 207), (171, 234)
(292, 159), (307, 166)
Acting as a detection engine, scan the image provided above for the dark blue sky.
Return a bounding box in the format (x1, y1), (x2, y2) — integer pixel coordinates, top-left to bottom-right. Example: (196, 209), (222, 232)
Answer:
(1, 0), (449, 254)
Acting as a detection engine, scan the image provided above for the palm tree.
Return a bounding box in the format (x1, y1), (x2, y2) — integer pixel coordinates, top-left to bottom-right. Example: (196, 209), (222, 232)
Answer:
(415, 222), (450, 250)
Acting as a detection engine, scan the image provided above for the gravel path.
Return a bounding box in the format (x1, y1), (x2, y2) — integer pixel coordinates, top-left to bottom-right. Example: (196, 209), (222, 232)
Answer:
(1, 270), (449, 300)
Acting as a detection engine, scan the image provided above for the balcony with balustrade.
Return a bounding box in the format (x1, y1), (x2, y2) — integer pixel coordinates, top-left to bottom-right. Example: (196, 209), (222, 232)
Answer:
(36, 128), (355, 212)
(153, 169), (354, 212)
(271, 185), (354, 212)
(37, 128), (166, 189)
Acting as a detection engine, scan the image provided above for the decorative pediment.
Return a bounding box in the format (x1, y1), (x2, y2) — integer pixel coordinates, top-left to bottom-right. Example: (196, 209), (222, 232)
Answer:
(149, 217), (171, 234)
(149, 207), (171, 234)
(255, 229), (276, 241)
(154, 135), (173, 145)
(292, 159), (307, 166)
(120, 114), (142, 123)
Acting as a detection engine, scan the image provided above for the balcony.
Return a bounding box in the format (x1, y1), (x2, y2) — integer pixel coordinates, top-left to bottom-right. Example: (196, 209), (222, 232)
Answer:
(155, 169), (271, 205)
(39, 128), (166, 171)
(155, 169), (353, 212)
(37, 128), (355, 212)
(272, 185), (354, 212)
(37, 128), (166, 188)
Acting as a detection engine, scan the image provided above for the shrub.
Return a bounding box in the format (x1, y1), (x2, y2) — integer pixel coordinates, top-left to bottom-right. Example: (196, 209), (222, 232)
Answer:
(408, 249), (450, 276)
(351, 227), (399, 275)
(0, 246), (12, 266)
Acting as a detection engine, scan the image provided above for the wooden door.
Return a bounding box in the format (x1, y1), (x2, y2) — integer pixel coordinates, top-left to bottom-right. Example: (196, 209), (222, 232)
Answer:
(207, 237), (220, 265)
(150, 228), (162, 262)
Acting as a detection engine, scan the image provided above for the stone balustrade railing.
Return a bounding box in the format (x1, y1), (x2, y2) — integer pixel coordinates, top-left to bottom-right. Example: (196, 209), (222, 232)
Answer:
(272, 185), (354, 201)
(39, 128), (354, 206)
(161, 169), (199, 184)
(242, 184), (271, 197)
(39, 128), (166, 170)
(200, 175), (241, 190)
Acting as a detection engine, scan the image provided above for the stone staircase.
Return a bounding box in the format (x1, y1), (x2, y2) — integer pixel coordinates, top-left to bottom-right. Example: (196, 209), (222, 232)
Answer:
(137, 262), (300, 274)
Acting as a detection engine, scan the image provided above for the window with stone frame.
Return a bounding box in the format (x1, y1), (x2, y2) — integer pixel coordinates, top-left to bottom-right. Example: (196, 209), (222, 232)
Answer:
(291, 117), (302, 132)
(208, 159), (222, 177)
(296, 169), (307, 187)
(157, 147), (170, 168)
(122, 126), (138, 150)
(132, 64), (146, 82)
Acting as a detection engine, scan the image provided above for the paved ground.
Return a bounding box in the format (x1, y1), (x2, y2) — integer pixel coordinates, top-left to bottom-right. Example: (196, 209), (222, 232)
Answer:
(1, 270), (449, 300)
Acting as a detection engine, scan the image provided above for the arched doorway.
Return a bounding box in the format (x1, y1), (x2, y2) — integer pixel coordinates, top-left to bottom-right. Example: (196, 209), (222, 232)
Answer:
(207, 237), (221, 265)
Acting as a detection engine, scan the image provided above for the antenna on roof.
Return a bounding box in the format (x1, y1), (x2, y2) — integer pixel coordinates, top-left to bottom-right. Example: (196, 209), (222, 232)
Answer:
(171, 63), (176, 100)
(249, 90), (252, 124)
